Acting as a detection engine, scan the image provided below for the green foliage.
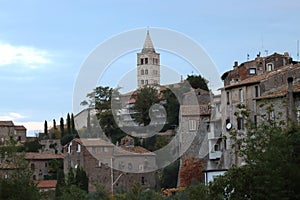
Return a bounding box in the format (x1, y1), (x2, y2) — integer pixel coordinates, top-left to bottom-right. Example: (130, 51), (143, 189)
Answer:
(0, 154), (40, 200)
(67, 113), (71, 135)
(61, 134), (74, 146)
(23, 138), (42, 152)
(60, 185), (86, 200)
(161, 88), (180, 128)
(171, 182), (209, 200)
(210, 117), (300, 199)
(186, 74), (209, 91)
(133, 86), (160, 126)
(56, 167), (89, 199)
(60, 117), (65, 138)
(160, 159), (180, 189)
(86, 186), (110, 200)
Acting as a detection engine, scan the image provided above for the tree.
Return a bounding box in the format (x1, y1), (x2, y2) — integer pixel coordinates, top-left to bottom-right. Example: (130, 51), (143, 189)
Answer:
(23, 138), (41, 152)
(71, 113), (77, 136)
(44, 120), (48, 137)
(67, 113), (71, 135)
(133, 86), (160, 126)
(209, 109), (300, 199)
(53, 119), (56, 129)
(60, 117), (65, 138)
(160, 159), (180, 189)
(186, 74), (209, 90)
(0, 154), (40, 200)
(82, 86), (122, 140)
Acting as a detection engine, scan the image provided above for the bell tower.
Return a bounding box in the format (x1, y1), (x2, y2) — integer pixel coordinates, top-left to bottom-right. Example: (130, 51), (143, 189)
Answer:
(137, 31), (160, 88)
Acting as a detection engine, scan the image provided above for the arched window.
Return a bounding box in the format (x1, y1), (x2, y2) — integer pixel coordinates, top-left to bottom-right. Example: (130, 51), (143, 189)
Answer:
(30, 163), (35, 170)
(145, 69), (148, 75)
(141, 69), (144, 75)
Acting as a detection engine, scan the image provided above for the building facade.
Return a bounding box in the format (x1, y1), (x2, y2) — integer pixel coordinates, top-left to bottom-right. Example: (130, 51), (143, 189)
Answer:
(219, 52), (300, 168)
(0, 121), (26, 143)
(64, 137), (157, 193)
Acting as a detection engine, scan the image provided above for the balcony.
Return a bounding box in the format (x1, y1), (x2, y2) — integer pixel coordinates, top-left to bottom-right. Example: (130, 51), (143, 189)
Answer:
(209, 151), (222, 160)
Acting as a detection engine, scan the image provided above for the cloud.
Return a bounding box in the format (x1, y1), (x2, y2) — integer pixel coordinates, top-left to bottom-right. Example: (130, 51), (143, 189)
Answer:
(0, 112), (27, 121)
(0, 41), (51, 68)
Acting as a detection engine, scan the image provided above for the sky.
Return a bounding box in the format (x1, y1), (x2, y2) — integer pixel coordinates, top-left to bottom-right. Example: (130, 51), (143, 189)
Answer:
(0, 0), (299, 135)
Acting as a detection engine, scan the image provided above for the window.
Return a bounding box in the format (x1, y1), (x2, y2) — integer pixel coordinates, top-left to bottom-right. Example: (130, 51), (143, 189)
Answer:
(68, 143), (72, 154)
(31, 163), (35, 170)
(214, 144), (220, 151)
(297, 110), (300, 123)
(139, 164), (144, 171)
(141, 69), (144, 75)
(141, 80), (144, 85)
(268, 111), (275, 121)
(239, 89), (244, 102)
(153, 70), (158, 75)
(140, 58), (144, 65)
(249, 68), (256, 75)
(145, 80), (148, 85)
(266, 63), (273, 71)
(226, 92), (230, 105)
(92, 147), (96, 153)
(189, 120), (197, 131)
(255, 86), (260, 97)
(45, 162), (48, 168)
(145, 58), (148, 64)
(77, 144), (81, 152)
(141, 177), (145, 185)
(145, 69), (148, 75)
(237, 118), (244, 130)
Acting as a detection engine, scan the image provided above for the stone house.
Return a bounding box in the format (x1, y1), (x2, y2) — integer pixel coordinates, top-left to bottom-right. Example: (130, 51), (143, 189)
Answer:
(0, 121), (26, 142)
(219, 52), (300, 168)
(25, 153), (64, 181)
(64, 137), (157, 193)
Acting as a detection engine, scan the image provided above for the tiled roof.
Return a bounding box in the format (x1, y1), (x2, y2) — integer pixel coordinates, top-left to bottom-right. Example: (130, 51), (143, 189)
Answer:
(37, 180), (57, 189)
(223, 64), (300, 90)
(256, 81), (300, 99)
(0, 162), (19, 169)
(0, 121), (14, 127)
(25, 153), (64, 160)
(115, 146), (155, 156)
(14, 125), (26, 130)
(74, 138), (115, 147)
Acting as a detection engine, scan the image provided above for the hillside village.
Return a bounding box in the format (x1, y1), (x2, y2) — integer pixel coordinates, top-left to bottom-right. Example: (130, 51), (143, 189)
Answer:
(1, 32), (300, 199)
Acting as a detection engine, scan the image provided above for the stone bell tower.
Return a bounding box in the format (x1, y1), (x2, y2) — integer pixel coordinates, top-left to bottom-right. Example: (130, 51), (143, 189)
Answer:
(137, 31), (160, 88)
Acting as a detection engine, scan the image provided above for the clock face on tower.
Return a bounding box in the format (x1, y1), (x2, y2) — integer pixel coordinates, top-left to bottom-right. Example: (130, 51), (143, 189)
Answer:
(226, 122), (232, 130)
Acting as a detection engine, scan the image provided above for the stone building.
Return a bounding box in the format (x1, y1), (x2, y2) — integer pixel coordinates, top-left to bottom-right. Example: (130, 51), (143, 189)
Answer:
(64, 137), (157, 193)
(0, 121), (26, 142)
(25, 152), (64, 181)
(177, 88), (211, 187)
(137, 30), (160, 88)
(219, 52), (300, 168)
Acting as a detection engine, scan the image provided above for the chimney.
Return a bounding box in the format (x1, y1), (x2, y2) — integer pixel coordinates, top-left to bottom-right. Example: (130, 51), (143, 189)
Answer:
(287, 77), (296, 124)
(233, 61), (238, 70)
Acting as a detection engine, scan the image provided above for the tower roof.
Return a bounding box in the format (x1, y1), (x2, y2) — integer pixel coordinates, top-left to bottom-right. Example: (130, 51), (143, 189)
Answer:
(142, 30), (155, 53)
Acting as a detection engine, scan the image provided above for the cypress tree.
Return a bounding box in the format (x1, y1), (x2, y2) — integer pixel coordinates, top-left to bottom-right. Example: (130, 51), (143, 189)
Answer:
(44, 120), (48, 137)
(60, 117), (64, 138)
(71, 113), (76, 135)
(53, 119), (56, 130)
(67, 113), (71, 135)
